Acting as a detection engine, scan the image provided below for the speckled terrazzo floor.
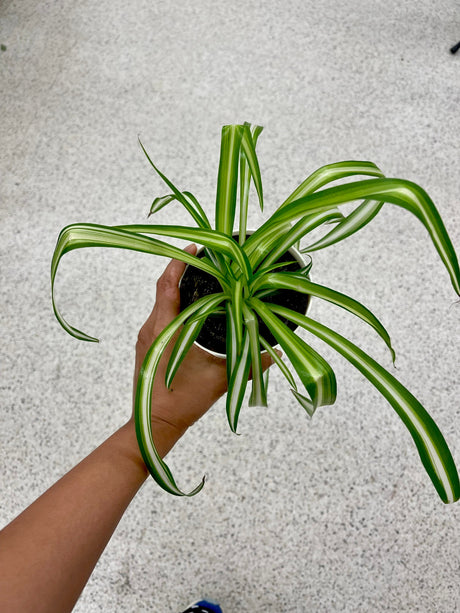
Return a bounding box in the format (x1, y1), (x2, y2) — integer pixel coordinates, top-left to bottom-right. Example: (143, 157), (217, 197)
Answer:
(1, 1), (460, 611)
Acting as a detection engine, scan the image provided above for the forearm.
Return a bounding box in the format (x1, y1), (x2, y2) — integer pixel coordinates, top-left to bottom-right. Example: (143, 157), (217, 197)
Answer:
(0, 420), (179, 613)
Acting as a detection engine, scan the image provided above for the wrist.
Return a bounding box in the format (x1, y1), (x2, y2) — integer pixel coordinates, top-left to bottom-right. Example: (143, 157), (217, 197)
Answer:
(112, 422), (149, 481)
(123, 415), (187, 470)
(148, 415), (188, 458)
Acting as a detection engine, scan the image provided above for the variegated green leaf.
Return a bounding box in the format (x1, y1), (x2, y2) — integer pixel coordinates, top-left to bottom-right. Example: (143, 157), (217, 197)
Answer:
(226, 330), (251, 433)
(259, 336), (297, 389)
(165, 293), (226, 388)
(241, 123), (264, 211)
(242, 303), (267, 407)
(254, 259), (299, 277)
(239, 123), (264, 245)
(269, 303), (460, 504)
(279, 160), (385, 211)
(51, 223), (226, 342)
(303, 199), (383, 252)
(250, 298), (337, 409)
(264, 368), (270, 395)
(253, 272), (396, 364)
(253, 209), (344, 270)
(135, 293), (226, 495)
(215, 124), (244, 236)
(242, 220), (293, 267)
(230, 277), (244, 348)
(149, 190), (210, 229)
(149, 193), (176, 216)
(139, 139), (211, 228)
(265, 178), (460, 295)
(115, 224), (252, 282)
(291, 388), (316, 418)
(226, 302), (239, 383)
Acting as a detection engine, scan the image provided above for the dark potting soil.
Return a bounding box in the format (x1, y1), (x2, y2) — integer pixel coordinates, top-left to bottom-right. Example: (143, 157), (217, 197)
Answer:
(180, 248), (310, 355)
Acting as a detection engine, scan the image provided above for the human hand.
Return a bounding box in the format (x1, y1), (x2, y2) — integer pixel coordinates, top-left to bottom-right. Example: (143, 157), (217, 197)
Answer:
(131, 244), (275, 457)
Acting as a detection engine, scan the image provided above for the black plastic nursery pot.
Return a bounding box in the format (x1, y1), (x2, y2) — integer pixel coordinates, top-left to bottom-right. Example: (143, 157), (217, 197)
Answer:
(180, 240), (310, 357)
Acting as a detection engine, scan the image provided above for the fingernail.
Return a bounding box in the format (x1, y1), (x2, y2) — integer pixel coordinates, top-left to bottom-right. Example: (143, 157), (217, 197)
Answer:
(184, 243), (197, 253)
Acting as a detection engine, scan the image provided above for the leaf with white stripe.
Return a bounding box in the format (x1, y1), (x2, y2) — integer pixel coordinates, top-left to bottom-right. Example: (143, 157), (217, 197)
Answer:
(253, 209), (344, 270)
(149, 190), (210, 229)
(303, 199), (383, 252)
(279, 160), (385, 211)
(243, 304), (267, 407)
(254, 272), (396, 364)
(239, 123), (264, 244)
(116, 224), (252, 282)
(215, 124), (244, 236)
(134, 294), (226, 495)
(51, 223), (226, 342)
(165, 293), (226, 388)
(269, 303), (460, 504)
(250, 298), (337, 410)
(253, 178), (460, 295)
(139, 139), (211, 228)
(225, 302), (239, 383)
(230, 277), (244, 348)
(260, 336), (297, 389)
(291, 389), (316, 418)
(241, 123), (264, 210)
(226, 330), (251, 433)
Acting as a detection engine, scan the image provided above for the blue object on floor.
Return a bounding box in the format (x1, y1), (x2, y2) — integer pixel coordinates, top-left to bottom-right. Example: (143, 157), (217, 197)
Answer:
(181, 600), (223, 613)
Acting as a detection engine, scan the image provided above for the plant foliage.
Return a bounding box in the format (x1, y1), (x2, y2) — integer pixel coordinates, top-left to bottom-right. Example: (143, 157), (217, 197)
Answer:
(51, 122), (460, 503)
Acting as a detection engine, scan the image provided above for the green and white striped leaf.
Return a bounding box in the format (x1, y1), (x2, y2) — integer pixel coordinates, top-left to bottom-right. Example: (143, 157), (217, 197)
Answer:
(260, 336), (297, 389)
(269, 303), (460, 504)
(135, 294), (226, 495)
(139, 139), (211, 228)
(291, 389), (316, 418)
(51, 223), (226, 342)
(254, 259), (299, 277)
(230, 277), (244, 348)
(264, 368), (270, 396)
(303, 199), (383, 252)
(242, 303), (267, 407)
(239, 123), (264, 245)
(149, 190), (210, 229)
(241, 123), (264, 210)
(226, 330), (251, 433)
(242, 220), (293, 267)
(149, 193), (176, 215)
(253, 209), (344, 270)
(225, 301), (240, 383)
(279, 160), (385, 211)
(165, 293), (226, 388)
(250, 298), (337, 409)
(254, 272), (396, 364)
(265, 177), (460, 295)
(215, 124), (244, 236)
(115, 224), (252, 282)
(297, 256), (313, 277)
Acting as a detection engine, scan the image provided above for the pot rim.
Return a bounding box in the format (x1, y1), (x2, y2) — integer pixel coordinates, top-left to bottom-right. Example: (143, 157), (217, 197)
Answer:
(179, 231), (311, 359)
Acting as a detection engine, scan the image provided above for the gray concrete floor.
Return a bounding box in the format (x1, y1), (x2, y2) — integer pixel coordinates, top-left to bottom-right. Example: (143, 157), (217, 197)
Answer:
(1, 1), (460, 611)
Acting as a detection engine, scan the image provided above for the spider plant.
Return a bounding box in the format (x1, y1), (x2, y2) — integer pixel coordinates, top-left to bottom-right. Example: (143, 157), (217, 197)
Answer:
(51, 122), (460, 503)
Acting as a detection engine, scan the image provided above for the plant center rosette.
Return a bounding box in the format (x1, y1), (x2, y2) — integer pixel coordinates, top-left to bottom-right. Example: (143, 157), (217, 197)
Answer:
(180, 235), (310, 356)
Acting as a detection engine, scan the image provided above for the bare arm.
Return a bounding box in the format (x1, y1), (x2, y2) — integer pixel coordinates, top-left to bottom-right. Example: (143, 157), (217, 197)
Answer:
(0, 245), (273, 613)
